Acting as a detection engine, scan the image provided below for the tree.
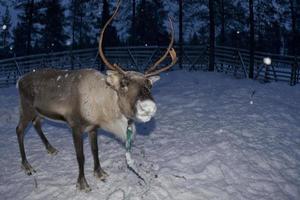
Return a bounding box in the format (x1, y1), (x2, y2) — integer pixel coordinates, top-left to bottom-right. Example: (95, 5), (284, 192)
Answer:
(249, 0), (254, 78)
(135, 0), (168, 45)
(1, 6), (12, 48)
(288, 0), (298, 85)
(40, 0), (67, 52)
(254, 0), (290, 54)
(26, 0), (34, 54)
(68, 0), (94, 49)
(78, 1), (94, 48)
(208, 0), (215, 71)
(219, 0), (225, 45)
(69, 0), (77, 49)
(174, 0), (209, 46)
(214, 0), (248, 47)
(129, 0), (136, 45)
(13, 23), (27, 55)
(14, 0), (43, 55)
(101, 0), (120, 47)
(289, 0), (297, 55)
(178, 0), (183, 69)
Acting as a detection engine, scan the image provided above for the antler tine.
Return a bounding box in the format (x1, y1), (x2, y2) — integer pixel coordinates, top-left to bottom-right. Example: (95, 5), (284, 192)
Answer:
(145, 17), (176, 75)
(145, 48), (178, 77)
(99, 0), (125, 74)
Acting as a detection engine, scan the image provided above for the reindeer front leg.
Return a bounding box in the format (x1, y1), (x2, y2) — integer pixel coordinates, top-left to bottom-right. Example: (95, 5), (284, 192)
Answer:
(71, 126), (91, 192)
(88, 130), (108, 180)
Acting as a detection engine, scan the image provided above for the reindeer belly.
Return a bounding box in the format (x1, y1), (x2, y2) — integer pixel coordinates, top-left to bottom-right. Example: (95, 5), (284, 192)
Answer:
(33, 97), (71, 122)
(35, 106), (67, 122)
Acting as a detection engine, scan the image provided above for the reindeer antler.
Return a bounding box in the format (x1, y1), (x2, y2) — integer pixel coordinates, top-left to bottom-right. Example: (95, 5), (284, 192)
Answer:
(145, 17), (178, 77)
(99, 0), (125, 74)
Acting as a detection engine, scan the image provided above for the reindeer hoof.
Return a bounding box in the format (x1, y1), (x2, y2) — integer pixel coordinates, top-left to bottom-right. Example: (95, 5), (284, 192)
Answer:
(76, 177), (91, 192)
(47, 145), (58, 155)
(94, 168), (108, 181)
(21, 161), (36, 175)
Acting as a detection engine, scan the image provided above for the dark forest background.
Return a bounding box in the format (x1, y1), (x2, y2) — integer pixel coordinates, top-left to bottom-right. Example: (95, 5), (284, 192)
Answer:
(0, 0), (299, 58)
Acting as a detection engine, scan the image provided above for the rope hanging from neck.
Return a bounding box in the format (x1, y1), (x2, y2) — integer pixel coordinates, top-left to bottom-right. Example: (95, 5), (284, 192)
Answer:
(125, 120), (146, 183)
(126, 123), (133, 152)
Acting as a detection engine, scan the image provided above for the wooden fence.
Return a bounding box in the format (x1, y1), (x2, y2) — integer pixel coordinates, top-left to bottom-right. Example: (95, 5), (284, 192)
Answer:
(214, 46), (300, 85)
(0, 45), (299, 87)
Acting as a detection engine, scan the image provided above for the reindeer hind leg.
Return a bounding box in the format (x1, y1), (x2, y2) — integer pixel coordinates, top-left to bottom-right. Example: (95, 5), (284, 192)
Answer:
(32, 116), (58, 155)
(16, 114), (36, 175)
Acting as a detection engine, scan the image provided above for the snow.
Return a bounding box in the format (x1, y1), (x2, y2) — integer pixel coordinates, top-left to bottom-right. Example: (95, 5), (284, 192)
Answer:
(0, 71), (300, 200)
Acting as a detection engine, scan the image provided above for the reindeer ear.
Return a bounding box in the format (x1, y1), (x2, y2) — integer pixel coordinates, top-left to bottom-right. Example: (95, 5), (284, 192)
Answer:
(106, 71), (121, 89)
(148, 76), (160, 85)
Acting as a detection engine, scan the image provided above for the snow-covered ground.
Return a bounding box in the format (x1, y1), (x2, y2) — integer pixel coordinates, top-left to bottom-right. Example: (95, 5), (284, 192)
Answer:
(0, 71), (299, 200)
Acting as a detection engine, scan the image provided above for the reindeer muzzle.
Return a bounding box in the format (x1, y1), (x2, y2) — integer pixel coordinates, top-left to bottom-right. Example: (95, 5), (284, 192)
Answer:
(135, 100), (157, 122)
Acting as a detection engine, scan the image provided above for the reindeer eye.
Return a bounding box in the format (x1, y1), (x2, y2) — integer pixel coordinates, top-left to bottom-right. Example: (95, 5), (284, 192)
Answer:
(120, 78), (129, 88)
(145, 80), (152, 89)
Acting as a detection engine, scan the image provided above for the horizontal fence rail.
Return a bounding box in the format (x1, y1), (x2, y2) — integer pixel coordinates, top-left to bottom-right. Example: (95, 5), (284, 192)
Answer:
(0, 45), (299, 87)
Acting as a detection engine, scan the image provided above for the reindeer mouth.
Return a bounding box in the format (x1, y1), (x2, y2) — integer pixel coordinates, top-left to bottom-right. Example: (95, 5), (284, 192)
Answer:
(135, 100), (157, 123)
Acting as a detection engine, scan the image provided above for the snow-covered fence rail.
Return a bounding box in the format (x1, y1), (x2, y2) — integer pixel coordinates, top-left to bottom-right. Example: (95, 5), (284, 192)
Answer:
(0, 45), (299, 87)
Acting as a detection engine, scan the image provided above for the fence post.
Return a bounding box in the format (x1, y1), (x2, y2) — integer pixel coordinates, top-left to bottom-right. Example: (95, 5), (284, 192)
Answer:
(271, 65), (277, 81)
(127, 48), (138, 70)
(290, 57), (298, 86)
(14, 53), (22, 76)
(92, 51), (100, 70)
(237, 50), (248, 78)
(70, 47), (74, 70)
(264, 64), (269, 82)
(296, 58), (299, 84)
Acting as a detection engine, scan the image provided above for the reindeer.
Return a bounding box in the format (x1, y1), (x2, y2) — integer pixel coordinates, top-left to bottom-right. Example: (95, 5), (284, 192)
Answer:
(16, 0), (177, 192)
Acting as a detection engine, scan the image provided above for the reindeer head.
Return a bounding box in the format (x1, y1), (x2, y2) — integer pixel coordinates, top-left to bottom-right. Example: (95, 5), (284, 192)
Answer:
(99, 0), (177, 122)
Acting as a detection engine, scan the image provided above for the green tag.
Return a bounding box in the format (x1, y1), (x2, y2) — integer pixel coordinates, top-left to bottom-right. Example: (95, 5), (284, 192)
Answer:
(126, 125), (133, 152)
